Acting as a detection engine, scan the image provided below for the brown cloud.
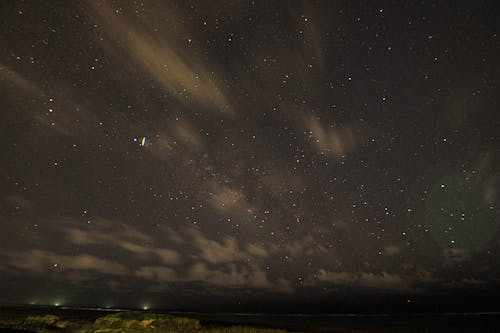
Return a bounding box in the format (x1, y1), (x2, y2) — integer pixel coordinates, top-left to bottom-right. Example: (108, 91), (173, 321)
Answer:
(305, 116), (357, 159)
(383, 245), (401, 256)
(188, 228), (245, 264)
(187, 262), (292, 293)
(208, 183), (245, 211)
(0, 249), (127, 275)
(245, 243), (269, 258)
(2, 194), (35, 210)
(0, 64), (43, 96)
(65, 217), (180, 264)
(359, 272), (406, 289)
(442, 247), (471, 263)
(202, 180), (261, 221)
(146, 117), (204, 161)
(82, 1), (232, 114)
(317, 270), (357, 285)
(135, 266), (178, 282)
(317, 269), (412, 291)
(32, 102), (103, 138)
(290, 2), (327, 71)
(285, 235), (328, 259)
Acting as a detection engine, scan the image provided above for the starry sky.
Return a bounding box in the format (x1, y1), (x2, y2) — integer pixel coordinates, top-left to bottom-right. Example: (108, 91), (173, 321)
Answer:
(0, 0), (499, 312)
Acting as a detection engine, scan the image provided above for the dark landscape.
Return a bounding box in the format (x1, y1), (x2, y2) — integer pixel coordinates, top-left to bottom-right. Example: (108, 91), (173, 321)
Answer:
(1, 307), (500, 333)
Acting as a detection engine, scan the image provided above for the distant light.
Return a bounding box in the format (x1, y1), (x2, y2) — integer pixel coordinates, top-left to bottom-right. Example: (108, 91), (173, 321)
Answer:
(140, 137), (146, 146)
(54, 302), (61, 307)
(142, 304), (150, 310)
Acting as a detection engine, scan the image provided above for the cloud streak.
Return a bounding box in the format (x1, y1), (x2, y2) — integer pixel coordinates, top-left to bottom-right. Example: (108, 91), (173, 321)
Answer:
(82, 1), (232, 114)
(0, 249), (127, 276)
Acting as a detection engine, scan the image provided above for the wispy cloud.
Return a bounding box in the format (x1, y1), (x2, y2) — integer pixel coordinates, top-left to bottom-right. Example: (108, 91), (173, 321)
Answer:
(0, 64), (43, 96)
(81, 1), (232, 114)
(317, 269), (413, 291)
(0, 249), (127, 275)
(305, 115), (357, 159)
(65, 217), (181, 264)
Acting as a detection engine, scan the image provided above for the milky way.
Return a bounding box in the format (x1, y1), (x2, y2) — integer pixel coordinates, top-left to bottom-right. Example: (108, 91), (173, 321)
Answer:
(0, 1), (499, 312)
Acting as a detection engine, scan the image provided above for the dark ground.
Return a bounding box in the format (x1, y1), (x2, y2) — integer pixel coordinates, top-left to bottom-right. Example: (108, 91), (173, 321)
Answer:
(1, 306), (500, 333)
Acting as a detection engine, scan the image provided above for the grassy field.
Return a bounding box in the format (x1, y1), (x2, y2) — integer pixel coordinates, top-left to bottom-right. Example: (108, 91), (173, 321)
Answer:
(0, 311), (291, 333)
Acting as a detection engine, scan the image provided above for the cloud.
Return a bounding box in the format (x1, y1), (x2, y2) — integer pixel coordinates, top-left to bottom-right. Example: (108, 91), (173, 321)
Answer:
(199, 180), (268, 226)
(0, 64), (43, 96)
(0, 65), (103, 139)
(245, 243), (269, 258)
(65, 217), (180, 264)
(146, 118), (204, 161)
(206, 181), (246, 212)
(446, 278), (487, 287)
(317, 269), (410, 291)
(127, 228), (294, 293)
(82, 1), (231, 114)
(0, 249), (127, 275)
(358, 272), (406, 289)
(383, 245), (401, 256)
(135, 266), (178, 282)
(155, 249), (181, 265)
(285, 236), (314, 257)
(2, 194), (35, 210)
(442, 247), (471, 263)
(285, 235), (329, 259)
(189, 229), (245, 264)
(170, 119), (203, 150)
(133, 260), (293, 294)
(289, 2), (330, 71)
(415, 270), (440, 283)
(305, 116), (357, 159)
(317, 270), (357, 284)
(186, 262), (292, 293)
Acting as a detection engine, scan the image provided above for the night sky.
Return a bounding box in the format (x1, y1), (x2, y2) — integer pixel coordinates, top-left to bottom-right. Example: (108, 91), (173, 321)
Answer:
(1, 1), (499, 313)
